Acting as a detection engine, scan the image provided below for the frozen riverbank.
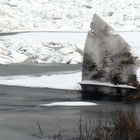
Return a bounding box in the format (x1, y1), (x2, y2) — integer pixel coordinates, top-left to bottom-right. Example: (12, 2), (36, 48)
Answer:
(0, 31), (140, 65)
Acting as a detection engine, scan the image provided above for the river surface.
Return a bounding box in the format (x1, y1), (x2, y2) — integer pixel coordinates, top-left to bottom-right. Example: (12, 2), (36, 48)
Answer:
(0, 63), (139, 140)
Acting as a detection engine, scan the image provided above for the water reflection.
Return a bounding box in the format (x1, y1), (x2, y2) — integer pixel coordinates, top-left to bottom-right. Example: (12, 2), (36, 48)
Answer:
(48, 103), (140, 140)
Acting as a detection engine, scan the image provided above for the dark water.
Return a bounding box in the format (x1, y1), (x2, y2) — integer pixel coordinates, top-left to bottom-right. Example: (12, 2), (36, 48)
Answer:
(0, 64), (139, 140)
(0, 63), (81, 76)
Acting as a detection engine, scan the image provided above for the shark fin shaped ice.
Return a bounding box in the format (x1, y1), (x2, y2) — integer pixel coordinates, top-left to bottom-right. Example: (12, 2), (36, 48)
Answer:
(82, 14), (139, 88)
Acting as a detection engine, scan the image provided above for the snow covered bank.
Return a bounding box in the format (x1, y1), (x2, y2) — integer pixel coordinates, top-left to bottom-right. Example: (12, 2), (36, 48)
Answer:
(0, 0), (140, 32)
(0, 36), (83, 64)
(0, 70), (140, 90)
(0, 71), (81, 90)
(0, 32), (140, 64)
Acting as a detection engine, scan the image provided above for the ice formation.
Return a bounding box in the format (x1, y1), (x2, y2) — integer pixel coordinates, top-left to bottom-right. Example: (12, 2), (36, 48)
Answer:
(0, 0), (140, 32)
(82, 14), (139, 88)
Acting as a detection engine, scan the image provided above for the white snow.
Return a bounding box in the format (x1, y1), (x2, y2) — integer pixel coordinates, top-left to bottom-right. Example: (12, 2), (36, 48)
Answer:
(0, 70), (137, 90)
(79, 80), (136, 89)
(0, 71), (81, 90)
(0, 32), (140, 64)
(40, 101), (97, 107)
(0, 34), (84, 64)
(0, 0), (140, 32)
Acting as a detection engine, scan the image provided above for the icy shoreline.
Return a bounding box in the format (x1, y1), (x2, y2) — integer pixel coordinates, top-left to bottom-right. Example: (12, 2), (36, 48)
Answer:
(0, 31), (140, 65)
(0, 71), (82, 90)
(0, 32), (86, 64)
(0, 71), (139, 90)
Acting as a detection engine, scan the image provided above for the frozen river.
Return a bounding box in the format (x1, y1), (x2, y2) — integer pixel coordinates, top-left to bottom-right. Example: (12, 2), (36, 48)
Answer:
(1, 31), (140, 45)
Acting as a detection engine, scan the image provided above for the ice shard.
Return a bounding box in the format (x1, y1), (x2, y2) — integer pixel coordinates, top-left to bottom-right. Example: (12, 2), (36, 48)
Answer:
(81, 14), (139, 98)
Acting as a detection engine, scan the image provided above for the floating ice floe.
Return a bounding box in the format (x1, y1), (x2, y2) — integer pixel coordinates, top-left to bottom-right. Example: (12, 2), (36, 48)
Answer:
(40, 101), (97, 107)
(0, 71), (81, 90)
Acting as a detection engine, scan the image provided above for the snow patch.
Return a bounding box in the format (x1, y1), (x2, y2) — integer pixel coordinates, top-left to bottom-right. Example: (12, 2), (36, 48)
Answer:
(0, 71), (81, 90)
(79, 80), (136, 89)
(40, 101), (97, 107)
